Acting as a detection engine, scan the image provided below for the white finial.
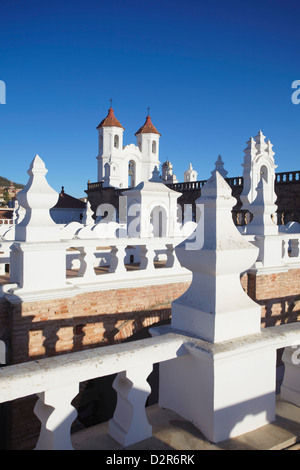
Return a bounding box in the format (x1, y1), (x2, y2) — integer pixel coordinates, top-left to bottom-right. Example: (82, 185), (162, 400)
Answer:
(15, 155), (59, 242)
(246, 177), (278, 236)
(82, 200), (94, 226)
(255, 130), (268, 154)
(266, 139), (275, 159)
(150, 166), (161, 182)
(211, 155), (228, 178)
(172, 169), (261, 342)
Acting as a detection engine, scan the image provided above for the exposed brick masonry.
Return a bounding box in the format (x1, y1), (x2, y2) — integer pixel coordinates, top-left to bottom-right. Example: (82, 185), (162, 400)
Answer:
(2, 267), (300, 450)
(7, 282), (191, 365)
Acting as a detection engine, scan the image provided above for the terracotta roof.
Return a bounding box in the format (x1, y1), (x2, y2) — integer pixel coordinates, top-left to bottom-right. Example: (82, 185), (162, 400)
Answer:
(96, 108), (124, 130)
(54, 188), (86, 209)
(135, 115), (161, 136)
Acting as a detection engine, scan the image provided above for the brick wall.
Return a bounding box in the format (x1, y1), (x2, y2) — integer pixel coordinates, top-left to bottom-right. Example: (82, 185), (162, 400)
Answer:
(241, 268), (300, 327)
(3, 266), (300, 449)
(4, 281), (190, 450)
(8, 281), (190, 365)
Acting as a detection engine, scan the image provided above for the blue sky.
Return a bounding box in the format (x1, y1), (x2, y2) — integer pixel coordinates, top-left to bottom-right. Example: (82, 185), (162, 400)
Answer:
(0, 0), (299, 198)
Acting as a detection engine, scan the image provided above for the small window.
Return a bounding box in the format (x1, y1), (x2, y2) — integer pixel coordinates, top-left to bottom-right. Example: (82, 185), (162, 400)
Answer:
(114, 135), (119, 149)
(152, 140), (156, 154)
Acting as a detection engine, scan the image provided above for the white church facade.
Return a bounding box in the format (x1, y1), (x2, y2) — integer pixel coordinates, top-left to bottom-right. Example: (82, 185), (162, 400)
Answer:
(96, 107), (161, 189)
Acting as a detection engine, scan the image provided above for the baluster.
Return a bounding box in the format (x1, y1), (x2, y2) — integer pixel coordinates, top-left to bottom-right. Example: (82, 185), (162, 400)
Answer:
(0, 260), (5, 275)
(34, 383), (79, 450)
(165, 243), (180, 268)
(139, 245), (155, 271)
(109, 245), (127, 274)
(77, 246), (97, 280)
(290, 238), (300, 258)
(281, 346), (300, 407)
(109, 364), (153, 446)
(282, 239), (290, 263)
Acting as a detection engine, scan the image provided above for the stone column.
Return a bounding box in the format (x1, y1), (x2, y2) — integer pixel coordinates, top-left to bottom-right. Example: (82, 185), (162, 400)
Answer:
(153, 171), (278, 443)
(34, 383), (79, 450)
(109, 365), (152, 446)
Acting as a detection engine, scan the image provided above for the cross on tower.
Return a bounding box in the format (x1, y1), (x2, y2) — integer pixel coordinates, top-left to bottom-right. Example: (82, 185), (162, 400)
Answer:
(110, 99), (113, 109)
(147, 106), (150, 116)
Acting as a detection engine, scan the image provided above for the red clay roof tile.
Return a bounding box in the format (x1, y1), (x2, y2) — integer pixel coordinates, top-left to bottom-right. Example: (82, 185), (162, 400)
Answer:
(97, 108), (124, 130)
(135, 115), (161, 136)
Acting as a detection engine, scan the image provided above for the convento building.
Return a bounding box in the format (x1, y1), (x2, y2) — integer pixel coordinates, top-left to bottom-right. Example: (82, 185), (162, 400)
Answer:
(0, 107), (299, 450)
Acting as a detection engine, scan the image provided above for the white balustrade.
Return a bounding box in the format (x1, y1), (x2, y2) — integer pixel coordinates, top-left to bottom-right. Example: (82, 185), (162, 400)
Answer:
(0, 324), (299, 449)
(63, 237), (190, 291)
(77, 245), (97, 280)
(108, 245), (127, 274)
(282, 234), (300, 265)
(290, 237), (300, 259)
(109, 364), (153, 446)
(165, 243), (181, 268)
(0, 236), (191, 301)
(0, 332), (188, 450)
(139, 244), (156, 271)
(34, 383), (79, 450)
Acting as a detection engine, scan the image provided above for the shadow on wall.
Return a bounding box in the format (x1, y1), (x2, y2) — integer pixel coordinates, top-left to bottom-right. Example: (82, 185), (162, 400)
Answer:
(74, 319), (170, 431)
(1, 298), (171, 449)
(2, 278), (300, 449)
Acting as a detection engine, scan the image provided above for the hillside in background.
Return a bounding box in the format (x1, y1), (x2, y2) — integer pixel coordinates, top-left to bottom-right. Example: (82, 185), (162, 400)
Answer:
(0, 176), (24, 189)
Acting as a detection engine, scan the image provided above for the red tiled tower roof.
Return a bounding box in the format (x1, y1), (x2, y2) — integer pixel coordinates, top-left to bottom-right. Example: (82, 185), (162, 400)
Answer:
(135, 115), (161, 136)
(96, 108), (124, 130)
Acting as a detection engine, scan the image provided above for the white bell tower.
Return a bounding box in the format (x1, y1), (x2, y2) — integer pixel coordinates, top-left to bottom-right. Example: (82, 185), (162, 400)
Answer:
(95, 106), (161, 188)
(96, 105), (125, 187)
(135, 110), (161, 183)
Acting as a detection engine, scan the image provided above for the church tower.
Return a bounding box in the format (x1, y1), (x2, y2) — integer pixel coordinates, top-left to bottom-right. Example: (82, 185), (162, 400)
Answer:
(96, 106), (161, 188)
(135, 111), (161, 182)
(96, 105), (125, 187)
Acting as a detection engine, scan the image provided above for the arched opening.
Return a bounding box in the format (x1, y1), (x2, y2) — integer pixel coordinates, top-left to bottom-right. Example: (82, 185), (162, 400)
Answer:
(114, 135), (119, 149)
(150, 205), (167, 237)
(128, 160), (136, 188)
(260, 165), (268, 183)
(152, 140), (157, 154)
